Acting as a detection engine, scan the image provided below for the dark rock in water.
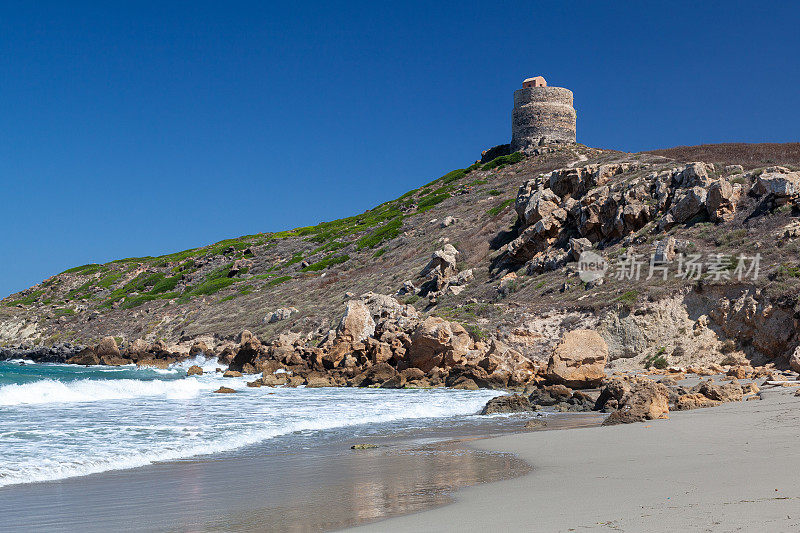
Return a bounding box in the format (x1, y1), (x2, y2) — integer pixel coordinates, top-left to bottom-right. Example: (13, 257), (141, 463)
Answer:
(481, 394), (533, 415)
(67, 348), (100, 366)
(223, 370), (243, 377)
(100, 355), (130, 366)
(353, 363), (398, 387)
(527, 384), (596, 412)
(0, 342), (85, 363)
(213, 386), (236, 394)
(351, 443), (378, 450)
(451, 377), (479, 390)
(187, 365), (203, 376)
(305, 372), (336, 388)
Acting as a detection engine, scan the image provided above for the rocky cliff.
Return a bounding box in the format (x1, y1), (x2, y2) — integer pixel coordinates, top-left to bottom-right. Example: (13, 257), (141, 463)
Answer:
(3, 142), (800, 381)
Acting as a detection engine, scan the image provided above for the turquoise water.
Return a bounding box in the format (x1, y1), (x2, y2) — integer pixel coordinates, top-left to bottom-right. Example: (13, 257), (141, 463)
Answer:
(0, 358), (501, 487)
(0, 360), (183, 386)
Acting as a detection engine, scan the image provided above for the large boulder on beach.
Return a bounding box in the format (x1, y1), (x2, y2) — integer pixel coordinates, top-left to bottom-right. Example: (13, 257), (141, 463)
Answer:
(676, 393), (722, 410)
(66, 347), (100, 366)
(546, 330), (607, 388)
(696, 379), (743, 403)
(602, 380), (669, 425)
(481, 394), (533, 415)
(337, 301), (376, 342)
(352, 363), (398, 387)
(408, 317), (473, 372)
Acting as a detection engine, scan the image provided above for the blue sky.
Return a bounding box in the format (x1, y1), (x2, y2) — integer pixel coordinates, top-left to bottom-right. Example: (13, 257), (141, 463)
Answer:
(1, 1), (798, 297)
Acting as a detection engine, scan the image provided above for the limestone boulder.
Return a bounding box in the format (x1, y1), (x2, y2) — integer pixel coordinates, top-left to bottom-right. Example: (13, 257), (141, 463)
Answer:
(95, 336), (120, 359)
(568, 237), (592, 261)
(264, 307), (298, 324)
(751, 167), (800, 198)
(360, 292), (419, 321)
(676, 393), (722, 411)
(696, 379), (743, 403)
(602, 380), (670, 425)
(652, 236), (676, 263)
(480, 394), (533, 415)
(516, 188), (564, 227)
(420, 244), (459, 279)
(706, 178), (738, 222)
(189, 341), (210, 357)
(676, 162), (713, 188)
(789, 346), (800, 373)
(305, 372), (336, 388)
(66, 348), (100, 366)
(228, 334), (263, 372)
(322, 341), (351, 369)
(408, 317), (473, 372)
(546, 330), (608, 388)
(353, 363), (398, 387)
(440, 215), (457, 228)
(670, 186), (707, 223)
(337, 301), (376, 342)
(126, 339), (151, 360)
(262, 372), (288, 387)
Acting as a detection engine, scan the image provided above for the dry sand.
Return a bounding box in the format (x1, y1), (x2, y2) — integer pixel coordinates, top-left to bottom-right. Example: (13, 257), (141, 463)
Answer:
(349, 386), (800, 532)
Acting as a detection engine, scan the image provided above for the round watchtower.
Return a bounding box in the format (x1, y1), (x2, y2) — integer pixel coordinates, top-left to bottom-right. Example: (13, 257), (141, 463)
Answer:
(511, 76), (576, 151)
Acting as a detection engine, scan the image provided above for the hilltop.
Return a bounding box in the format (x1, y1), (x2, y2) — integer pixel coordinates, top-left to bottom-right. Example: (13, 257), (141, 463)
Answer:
(2, 142), (800, 376)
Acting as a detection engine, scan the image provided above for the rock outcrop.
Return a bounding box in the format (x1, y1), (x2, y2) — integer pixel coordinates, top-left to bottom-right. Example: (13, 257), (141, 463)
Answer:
(408, 316), (473, 372)
(546, 329), (607, 388)
(481, 394), (533, 414)
(600, 379), (670, 425)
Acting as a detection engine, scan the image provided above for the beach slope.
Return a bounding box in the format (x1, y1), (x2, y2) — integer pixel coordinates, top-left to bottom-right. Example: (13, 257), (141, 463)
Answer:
(350, 388), (800, 532)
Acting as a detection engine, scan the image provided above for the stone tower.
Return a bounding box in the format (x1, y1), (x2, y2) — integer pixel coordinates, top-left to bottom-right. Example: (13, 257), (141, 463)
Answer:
(511, 76), (576, 151)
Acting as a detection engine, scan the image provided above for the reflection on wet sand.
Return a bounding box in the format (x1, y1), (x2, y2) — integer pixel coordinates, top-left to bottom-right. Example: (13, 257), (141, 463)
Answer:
(0, 413), (604, 532)
(206, 440), (529, 532)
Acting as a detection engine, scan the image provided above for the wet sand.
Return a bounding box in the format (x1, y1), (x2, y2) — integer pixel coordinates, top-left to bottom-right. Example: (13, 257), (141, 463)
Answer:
(0, 412), (602, 532)
(350, 386), (800, 532)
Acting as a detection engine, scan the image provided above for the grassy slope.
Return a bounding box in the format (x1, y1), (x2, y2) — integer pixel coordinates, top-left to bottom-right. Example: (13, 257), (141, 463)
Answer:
(0, 145), (591, 346)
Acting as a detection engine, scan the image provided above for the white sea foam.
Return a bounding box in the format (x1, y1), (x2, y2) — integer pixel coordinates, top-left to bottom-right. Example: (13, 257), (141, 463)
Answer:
(169, 354), (223, 373)
(0, 365), (501, 488)
(0, 377), (209, 406)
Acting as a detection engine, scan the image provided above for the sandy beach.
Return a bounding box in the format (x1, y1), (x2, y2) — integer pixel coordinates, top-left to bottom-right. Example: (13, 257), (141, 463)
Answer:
(349, 385), (800, 532)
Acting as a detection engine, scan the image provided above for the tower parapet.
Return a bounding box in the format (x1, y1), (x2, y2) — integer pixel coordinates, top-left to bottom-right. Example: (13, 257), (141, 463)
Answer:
(511, 77), (576, 151)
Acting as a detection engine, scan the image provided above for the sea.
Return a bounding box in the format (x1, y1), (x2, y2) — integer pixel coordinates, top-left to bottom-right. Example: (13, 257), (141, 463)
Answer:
(0, 357), (503, 488)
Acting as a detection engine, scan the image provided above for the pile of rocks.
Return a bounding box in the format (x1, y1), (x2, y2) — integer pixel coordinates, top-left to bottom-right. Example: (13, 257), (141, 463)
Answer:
(65, 336), (206, 368)
(505, 161), (751, 267)
(406, 244), (474, 298)
(226, 292), (540, 390)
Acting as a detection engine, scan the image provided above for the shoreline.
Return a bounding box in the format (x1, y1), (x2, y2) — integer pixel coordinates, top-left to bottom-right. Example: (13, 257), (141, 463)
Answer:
(0, 404), (602, 532)
(347, 385), (800, 532)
